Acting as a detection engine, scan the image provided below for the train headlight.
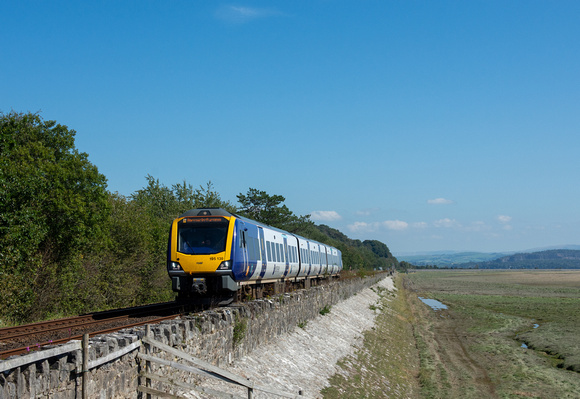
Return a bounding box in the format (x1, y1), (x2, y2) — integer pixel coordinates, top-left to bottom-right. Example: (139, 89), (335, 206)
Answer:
(168, 261), (183, 271)
(217, 260), (231, 270)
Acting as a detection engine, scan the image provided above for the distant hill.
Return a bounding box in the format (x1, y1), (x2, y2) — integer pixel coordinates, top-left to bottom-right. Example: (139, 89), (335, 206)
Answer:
(397, 251), (509, 266)
(397, 245), (580, 267)
(455, 249), (580, 269)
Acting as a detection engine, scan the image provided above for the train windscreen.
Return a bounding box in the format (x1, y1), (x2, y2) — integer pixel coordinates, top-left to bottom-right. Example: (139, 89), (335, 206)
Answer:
(177, 217), (229, 255)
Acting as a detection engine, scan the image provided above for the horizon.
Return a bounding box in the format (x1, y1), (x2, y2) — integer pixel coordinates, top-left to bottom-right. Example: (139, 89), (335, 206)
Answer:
(393, 244), (580, 258)
(2, 1), (579, 254)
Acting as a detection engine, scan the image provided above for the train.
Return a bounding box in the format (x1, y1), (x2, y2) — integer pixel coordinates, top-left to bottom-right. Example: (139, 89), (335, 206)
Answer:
(167, 208), (343, 304)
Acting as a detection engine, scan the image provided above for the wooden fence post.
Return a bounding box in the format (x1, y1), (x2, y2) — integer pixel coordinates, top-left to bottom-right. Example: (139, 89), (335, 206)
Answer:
(145, 324), (152, 399)
(82, 334), (89, 399)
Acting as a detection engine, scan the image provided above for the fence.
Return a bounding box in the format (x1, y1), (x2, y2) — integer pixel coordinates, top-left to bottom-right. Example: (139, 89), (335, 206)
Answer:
(139, 325), (305, 398)
(0, 326), (305, 399)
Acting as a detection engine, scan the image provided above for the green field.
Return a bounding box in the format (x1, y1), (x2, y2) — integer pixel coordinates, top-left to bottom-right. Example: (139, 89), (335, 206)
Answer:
(404, 270), (580, 398)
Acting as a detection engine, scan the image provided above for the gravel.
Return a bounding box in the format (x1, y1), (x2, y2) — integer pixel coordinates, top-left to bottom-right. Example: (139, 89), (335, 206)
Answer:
(185, 276), (395, 399)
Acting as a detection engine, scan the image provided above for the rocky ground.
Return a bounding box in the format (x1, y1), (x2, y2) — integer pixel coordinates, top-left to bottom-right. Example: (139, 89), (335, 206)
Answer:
(184, 277), (396, 399)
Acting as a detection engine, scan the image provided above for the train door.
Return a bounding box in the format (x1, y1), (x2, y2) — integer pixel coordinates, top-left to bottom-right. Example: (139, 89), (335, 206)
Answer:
(258, 227), (267, 278)
(306, 241), (312, 276)
(233, 220), (249, 280)
(283, 235), (290, 277)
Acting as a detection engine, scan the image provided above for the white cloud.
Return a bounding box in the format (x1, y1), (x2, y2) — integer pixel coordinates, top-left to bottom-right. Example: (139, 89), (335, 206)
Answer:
(427, 198), (454, 205)
(412, 222), (428, 229)
(348, 219), (410, 233)
(348, 221), (377, 233)
(310, 210), (342, 222)
(356, 210), (370, 216)
(382, 220), (409, 230)
(433, 218), (461, 228)
(497, 215), (512, 223)
(215, 5), (282, 23)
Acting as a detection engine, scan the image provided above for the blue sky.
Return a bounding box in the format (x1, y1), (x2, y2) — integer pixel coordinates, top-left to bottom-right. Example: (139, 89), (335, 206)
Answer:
(2, 1), (579, 255)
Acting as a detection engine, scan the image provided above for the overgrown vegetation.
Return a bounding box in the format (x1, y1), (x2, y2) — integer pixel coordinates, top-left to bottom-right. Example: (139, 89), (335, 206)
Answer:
(404, 270), (580, 398)
(0, 112), (398, 326)
(232, 316), (248, 346)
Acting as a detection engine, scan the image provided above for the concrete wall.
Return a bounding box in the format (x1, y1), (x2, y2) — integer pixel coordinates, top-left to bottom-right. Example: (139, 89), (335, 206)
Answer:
(0, 275), (382, 399)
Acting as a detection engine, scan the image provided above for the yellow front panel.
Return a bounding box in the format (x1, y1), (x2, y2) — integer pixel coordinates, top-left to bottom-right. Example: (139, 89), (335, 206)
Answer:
(170, 215), (235, 275)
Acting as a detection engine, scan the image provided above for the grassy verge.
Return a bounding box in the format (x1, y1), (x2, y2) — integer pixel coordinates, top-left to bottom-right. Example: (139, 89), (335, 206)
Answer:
(405, 270), (580, 398)
(321, 275), (420, 399)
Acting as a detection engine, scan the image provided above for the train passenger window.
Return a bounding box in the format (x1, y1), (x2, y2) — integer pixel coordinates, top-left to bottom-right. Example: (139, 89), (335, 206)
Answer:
(267, 241), (272, 262)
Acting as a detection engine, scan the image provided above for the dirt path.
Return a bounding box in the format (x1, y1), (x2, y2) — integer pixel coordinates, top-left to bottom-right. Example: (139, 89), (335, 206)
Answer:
(408, 294), (498, 398)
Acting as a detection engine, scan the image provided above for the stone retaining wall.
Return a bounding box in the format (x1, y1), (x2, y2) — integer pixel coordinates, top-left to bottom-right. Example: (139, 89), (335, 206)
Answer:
(0, 275), (382, 399)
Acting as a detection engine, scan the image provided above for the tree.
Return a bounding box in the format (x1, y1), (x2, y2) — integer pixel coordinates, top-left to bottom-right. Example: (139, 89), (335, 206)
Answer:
(189, 181), (235, 211)
(0, 112), (109, 322)
(236, 188), (311, 231)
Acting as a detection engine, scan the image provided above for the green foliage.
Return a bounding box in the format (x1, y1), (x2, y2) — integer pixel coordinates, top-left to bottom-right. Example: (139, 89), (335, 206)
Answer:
(1, 111), (396, 324)
(236, 188), (311, 232)
(1, 112), (109, 322)
(233, 316), (248, 346)
(320, 305), (332, 315)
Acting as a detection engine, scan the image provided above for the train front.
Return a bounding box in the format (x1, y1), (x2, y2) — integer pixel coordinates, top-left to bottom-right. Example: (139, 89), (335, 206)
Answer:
(167, 208), (239, 301)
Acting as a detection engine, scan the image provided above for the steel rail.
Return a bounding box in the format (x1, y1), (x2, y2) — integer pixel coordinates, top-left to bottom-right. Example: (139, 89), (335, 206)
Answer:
(0, 314), (180, 360)
(0, 301), (184, 342)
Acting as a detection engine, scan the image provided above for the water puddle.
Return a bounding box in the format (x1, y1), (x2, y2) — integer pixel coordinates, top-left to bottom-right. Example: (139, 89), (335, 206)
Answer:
(518, 323), (539, 348)
(418, 297), (448, 311)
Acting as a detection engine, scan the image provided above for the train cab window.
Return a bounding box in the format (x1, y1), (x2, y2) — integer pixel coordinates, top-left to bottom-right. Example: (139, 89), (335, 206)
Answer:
(177, 217), (229, 255)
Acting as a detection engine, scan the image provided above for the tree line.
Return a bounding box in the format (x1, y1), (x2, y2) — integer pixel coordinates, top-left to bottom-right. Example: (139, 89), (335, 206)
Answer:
(1, 112), (398, 325)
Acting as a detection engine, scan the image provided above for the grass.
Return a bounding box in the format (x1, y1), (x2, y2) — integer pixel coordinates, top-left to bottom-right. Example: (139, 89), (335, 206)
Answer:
(322, 275), (420, 399)
(405, 270), (580, 398)
(319, 305), (332, 316)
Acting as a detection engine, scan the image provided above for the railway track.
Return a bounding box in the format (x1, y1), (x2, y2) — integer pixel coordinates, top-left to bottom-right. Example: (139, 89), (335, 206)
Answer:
(0, 272), (374, 361)
(0, 301), (191, 360)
